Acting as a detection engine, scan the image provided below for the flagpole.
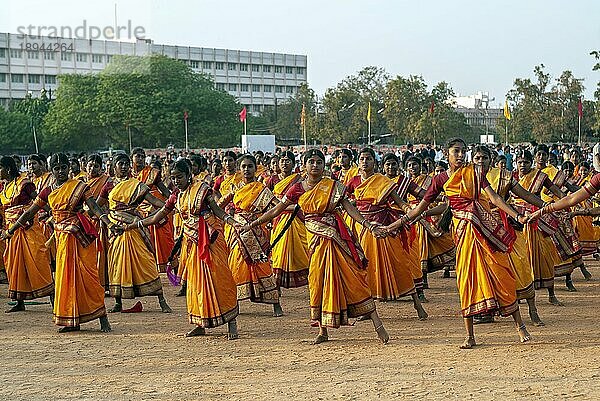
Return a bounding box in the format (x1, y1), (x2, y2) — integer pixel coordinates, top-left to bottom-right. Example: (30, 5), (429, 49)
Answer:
(32, 121), (39, 153)
(505, 120), (508, 146)
(303, 121), (307, 150)
(184, 118), (189, 153)
(244, 118), (247, 136)
(578, 114), (581, 146)
(368, 119), (371, 146)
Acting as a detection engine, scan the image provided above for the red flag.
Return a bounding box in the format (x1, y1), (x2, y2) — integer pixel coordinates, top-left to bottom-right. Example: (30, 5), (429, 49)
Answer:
(239, 106), (247, 122)
(183, 111), (188, 121)
(429, 100), (435, 114)
(578, 97), (583, 119)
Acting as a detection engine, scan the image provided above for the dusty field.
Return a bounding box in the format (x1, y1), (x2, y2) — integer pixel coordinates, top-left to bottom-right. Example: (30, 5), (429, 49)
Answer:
(2, 259), (600, 401)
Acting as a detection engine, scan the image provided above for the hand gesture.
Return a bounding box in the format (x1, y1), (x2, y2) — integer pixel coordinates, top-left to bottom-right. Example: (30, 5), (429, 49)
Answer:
(109, 223), (125, 236)
(371, 225), (387, 238)
(239, 223), (251, 233)
(525, 209), (542, 223)
(0, 230), (11, 241)
(517, 213), (528, 225)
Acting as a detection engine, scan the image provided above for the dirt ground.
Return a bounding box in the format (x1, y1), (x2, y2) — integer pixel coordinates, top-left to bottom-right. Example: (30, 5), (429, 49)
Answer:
(2, 259), (600, 401)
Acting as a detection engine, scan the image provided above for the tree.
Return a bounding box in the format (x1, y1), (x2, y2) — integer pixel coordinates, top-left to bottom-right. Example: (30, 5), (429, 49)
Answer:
(0, 108), (32, 152)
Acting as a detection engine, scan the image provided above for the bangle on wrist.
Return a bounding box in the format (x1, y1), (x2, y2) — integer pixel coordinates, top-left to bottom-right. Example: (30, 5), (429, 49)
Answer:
(137, 220), (144, 229)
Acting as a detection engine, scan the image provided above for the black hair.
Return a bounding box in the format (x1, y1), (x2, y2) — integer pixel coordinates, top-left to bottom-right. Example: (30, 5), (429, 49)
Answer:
(0, 156), (19, 179)
(171, 159), (191, 176)
(189, 154), (207, 170)
(49, 153), (70, 169)
(303, 149), (325, 163)
(28, 154), (45, 165)
(280, 151), (296, 165)
(113, 153), (130, 164)
(580, 161), (591, 170)
(382, 153), (399, 165)
(494, 154), (507, 165)
(446, 137), (467, 149)
(472, 145), (492, 158)
(340, 148), (353, 159)
(87, 154), (103, 166)
(131, 147), (145, 156)
(534, 144), (549, 155)
(237, 153), (257, 168)
(519, 150), (534, 163)
(223, 150), (237, 160)
(405, 156), (423, 166)
(359, 147), (377, 161)
(561, 161), (575, 171)
(435, 161), (448, 170)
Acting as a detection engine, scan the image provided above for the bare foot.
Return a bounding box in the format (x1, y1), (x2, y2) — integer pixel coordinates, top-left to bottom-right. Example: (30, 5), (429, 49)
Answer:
(5, 301), (25, 313)
(529, 309), (545, 327)
(99, 316), (112, 332)
(272, 303), (283, 317)
(356, 314), (371, 321)
(185, 326), (206, 337)
(227, 320), (239, 340)
(312, 334), (329, 345)
(459, 336), (476, 349)
(58, 325), (80, 333)
(581, 266), (593, 281)
(416, 306), (428, 321)
(549, 296), (564, 306)
(517, 324), (531, 343)
(159, 300), (172, 313)
(108, 303), (122, 313)
(566, 280), (577, 292)
(375, 324), (389, 345)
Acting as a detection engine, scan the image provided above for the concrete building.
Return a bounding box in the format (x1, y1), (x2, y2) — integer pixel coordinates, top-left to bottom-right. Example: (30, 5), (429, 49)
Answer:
(0, 32), (307, 114)
(449, 91), (503, 132)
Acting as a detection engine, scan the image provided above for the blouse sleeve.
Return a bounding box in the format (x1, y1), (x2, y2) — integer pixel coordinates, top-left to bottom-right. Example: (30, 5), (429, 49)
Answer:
(164, 191), (178, 211)
(282, 182), (304, 204)
(99, 180), (115, 199)
(423, 173), (448, 203)
(584, 173), (600, 195)
(33, 186), (52, 208)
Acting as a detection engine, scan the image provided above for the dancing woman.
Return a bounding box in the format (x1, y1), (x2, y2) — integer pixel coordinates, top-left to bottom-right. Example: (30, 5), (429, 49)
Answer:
(96, 153), (172, 313)
(4, 153), (111, 332)
(122, 160), (239, 339)
(0, 156), (53, 313)
(383, 138), (530, 349)
(242, 149), (389, 345)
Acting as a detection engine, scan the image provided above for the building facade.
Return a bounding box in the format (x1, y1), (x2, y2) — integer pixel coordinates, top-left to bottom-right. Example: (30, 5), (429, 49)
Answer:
(449, 91), (502, 132)
(0, 32), (308, 114)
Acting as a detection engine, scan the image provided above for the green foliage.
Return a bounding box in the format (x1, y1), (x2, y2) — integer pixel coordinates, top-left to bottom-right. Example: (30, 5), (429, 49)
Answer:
(0, 107), (33, 152)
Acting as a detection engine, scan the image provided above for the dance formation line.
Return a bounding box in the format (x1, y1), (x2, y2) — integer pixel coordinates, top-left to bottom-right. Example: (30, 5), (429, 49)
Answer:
(0, 140), (597, 348)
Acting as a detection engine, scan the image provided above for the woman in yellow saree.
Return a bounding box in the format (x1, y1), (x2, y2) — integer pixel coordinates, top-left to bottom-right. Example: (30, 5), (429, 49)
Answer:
(384, 140), (530, 349)
(269, 151), (310, 289)
(0, 156), (53, 312)
(27, 154), (55, 267)
(346, 148), (427, 319)
(513, 150), (574, 304)
(480, 153), (545, 326)
(85, 154), (111, 290)
(96, 153), (172, 314)
(5, 153), (111, 332)
(245, 149), (389, 345)
(122, 160), (240, 339)
(220, 155), (283, 317)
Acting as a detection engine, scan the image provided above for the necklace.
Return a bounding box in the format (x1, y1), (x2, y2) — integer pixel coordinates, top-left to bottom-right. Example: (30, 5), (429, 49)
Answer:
(305, 177), (322, 189)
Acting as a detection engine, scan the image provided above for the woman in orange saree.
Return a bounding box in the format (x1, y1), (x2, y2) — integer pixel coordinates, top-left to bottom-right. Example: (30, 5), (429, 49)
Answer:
(0, 156), (53, 312)
(268, 151), (309, 289)
(513, 150), (574, 304)
(27, 154), (55, 268)
(221, 155), (283, 316)
(97, 154), (172, 314)
(85, 154), (111, 290)
(346, 148), (427, 320)
(5, 153), (111, 332)
(123, 160), (240, 339)
(385, 140), (530, 349)
(246, 149), (389, 345)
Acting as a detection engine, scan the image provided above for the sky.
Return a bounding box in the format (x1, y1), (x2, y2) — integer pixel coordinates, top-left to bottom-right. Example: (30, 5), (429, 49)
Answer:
(3, 0), (599, 106)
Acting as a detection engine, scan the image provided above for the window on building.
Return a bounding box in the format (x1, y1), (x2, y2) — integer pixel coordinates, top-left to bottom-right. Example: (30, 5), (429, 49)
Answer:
(263, 65), (272, 73)
(92, 54), (104, 63)
(215, 82), (225, 90)
(228, 83), (238, 91)
(240, 63), (248, 71)
(0, 48), (5, 58)
(106, 55), (113, 63)
(44, 75), (57, 85)
(202, 61), (212, 69)
(274, 65), (283, 73)
(215, 62), (224, 70)
(27, 51), (39, 59)
(44, 52), (55, 60)
(296, 67), (305, 75)
(61, 52), (72, 61)
(263, 85), (272, 92)
(228, 63), (237, 71)
(240, 84), (249, 92)
(11, 74), (24, 84)
(0, 73), (6, 83)
(189, 60), (199, 68)
(286, 86), (294, 94)
(76, 53), (87, 62)
(28, 74), (41, 84)
(275, 85), (283, 93)
(251, 64), (260, 72)
(286, 66), (294, 74)
(251, 105), (262, 113)
(252, 84), (261, 92)
(10, 49), (22, 58)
